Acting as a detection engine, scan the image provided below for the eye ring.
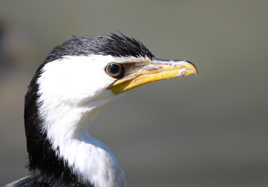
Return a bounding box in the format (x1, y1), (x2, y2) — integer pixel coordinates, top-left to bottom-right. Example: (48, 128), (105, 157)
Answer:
(105, 63), (124, 79)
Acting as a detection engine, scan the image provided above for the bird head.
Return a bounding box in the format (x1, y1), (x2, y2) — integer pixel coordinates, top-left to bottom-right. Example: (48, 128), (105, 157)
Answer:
(35, 34), (197, 113)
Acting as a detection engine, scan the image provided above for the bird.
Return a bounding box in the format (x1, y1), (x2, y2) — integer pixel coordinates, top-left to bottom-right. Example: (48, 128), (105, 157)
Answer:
(5, 33), (197, 187)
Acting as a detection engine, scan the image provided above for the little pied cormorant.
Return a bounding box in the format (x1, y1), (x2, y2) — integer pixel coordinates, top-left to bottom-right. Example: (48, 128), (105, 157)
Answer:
(5, 33), (197, 187)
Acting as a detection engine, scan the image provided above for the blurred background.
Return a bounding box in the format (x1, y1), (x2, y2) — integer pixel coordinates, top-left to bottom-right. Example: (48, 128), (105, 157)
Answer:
(0, 0), (267, 186)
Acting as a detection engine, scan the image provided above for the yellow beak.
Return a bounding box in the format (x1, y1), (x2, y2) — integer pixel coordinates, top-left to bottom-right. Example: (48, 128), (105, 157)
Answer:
(108, 59), (198, 94)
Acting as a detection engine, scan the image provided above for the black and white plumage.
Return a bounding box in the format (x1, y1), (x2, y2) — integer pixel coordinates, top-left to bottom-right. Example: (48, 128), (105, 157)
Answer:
(6, 33), (197, 187)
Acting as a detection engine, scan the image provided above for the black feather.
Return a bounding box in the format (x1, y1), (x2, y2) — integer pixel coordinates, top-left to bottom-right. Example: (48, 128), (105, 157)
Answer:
(45, 33), (154, 63)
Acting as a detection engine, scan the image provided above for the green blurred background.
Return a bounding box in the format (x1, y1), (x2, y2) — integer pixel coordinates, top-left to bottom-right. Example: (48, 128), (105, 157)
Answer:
(0, 0), (267, 186)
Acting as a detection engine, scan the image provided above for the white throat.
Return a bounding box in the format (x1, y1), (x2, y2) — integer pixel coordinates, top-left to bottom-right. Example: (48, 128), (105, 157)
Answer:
(38, 100), (126, 187)
(36, 56), (128, 187)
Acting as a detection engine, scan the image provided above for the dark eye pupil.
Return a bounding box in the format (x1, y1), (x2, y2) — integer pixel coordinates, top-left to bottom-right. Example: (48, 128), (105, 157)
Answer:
(108, 64), (120, 75)
(106, 63), (124, 79)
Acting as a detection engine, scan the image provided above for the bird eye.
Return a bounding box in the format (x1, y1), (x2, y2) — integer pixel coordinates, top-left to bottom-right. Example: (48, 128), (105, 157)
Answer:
(105, 63), (124, 79)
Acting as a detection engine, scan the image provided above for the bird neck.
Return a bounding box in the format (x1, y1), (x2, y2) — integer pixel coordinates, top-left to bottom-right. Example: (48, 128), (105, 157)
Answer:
(46, 105), (125, 187)
(24, 92), (126, 187)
